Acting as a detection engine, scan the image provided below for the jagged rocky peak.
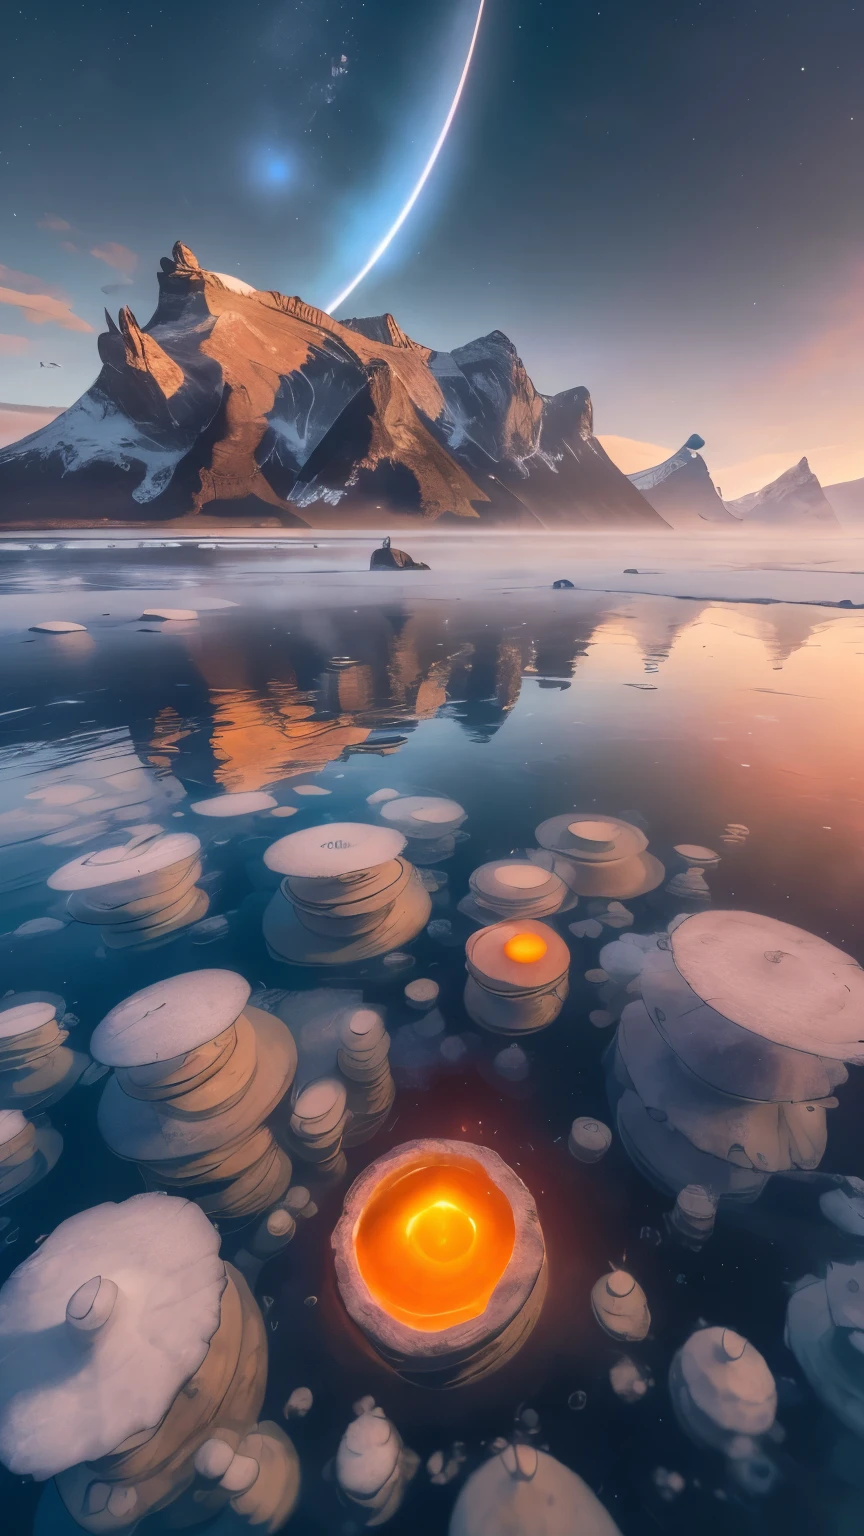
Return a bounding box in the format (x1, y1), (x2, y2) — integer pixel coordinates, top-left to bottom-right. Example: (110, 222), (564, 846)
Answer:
(341, 313), (429, 354)
(97, 304), (184, 407)
(160, 241), (202, 277)
(542, 386), (593, 442)
(728, 457), (840, 527)
(0, 242), (667, 530)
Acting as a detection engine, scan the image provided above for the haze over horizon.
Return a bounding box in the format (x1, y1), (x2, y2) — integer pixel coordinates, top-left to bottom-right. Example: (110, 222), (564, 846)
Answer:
(1, 0), (863, 499)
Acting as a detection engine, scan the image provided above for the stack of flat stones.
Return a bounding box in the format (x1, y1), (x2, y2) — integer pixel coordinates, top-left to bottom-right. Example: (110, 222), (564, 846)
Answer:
(666, 844), (721, 903)
(48, 826), (208, 950)
(0, 1108), (61, 1207)
(531, 814), (665, 899)
(92, 972), (298, 1219)
(288, 1078), (349, 1178)
(0, 993), (87, 1112)
(464, 920), (571, 1035)
(608, 910), (858, 1202)
(458, 859), (576, 926)
(262, 823), (431, 966)
(377, 796), (466, 866)
(337, 1006), (396, 1145)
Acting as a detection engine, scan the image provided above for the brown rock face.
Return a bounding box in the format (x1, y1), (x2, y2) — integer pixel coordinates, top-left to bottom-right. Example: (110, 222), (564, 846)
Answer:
(0, 244), (668, 529)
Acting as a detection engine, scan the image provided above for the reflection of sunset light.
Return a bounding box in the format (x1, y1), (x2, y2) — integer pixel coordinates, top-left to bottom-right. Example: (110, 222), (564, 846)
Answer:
(504, 931), (548, 964)
(355, 1157), (515, 1330)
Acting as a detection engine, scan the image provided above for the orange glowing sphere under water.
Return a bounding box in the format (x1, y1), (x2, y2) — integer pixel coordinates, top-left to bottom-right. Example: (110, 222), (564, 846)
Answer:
(503, 931), (548, 964)
(354, 1156), (516, 1330)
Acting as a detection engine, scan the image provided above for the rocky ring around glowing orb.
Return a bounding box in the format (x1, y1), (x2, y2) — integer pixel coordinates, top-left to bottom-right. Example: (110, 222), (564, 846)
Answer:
(331, 1138), (547, 1386)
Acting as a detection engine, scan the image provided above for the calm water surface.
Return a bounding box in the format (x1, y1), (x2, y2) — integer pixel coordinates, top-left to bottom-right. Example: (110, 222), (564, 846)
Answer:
(1, 551), (863, 1536)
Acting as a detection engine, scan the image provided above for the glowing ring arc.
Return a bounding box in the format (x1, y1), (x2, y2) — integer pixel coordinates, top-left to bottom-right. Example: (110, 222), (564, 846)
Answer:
(326, 0), (487, 315)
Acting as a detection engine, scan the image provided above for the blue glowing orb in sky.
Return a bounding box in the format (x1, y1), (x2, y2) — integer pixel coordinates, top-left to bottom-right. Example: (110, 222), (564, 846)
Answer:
(250, 147), (293, 191)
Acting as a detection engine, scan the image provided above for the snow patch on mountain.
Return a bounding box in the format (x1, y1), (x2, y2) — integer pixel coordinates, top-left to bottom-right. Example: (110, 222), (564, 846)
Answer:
(2, 393), (184, 503)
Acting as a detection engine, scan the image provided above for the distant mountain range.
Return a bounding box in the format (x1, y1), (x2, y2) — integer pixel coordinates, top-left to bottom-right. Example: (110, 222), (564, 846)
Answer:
(630, 441), (847, 531)
(1, 246), (861, 531)
(0, 244), (666, 529)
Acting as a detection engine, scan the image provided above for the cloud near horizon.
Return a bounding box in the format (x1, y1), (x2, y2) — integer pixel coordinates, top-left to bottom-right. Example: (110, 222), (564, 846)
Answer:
(90, 241), (138, 277)
(0, 264), (93, 334)
(0, 335), (30, 357)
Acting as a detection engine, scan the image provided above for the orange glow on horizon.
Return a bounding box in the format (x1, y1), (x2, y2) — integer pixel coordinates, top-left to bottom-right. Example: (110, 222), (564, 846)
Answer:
(354, 1157), (515, 1331)
(503, 931), (548, 964)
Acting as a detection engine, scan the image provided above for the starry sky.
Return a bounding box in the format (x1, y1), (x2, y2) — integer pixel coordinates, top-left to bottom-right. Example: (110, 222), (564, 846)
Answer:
(1, 0), (863, 495)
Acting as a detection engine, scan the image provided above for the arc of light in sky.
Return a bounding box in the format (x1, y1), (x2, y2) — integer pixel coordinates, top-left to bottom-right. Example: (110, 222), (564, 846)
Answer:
(326, 0), (487, 315)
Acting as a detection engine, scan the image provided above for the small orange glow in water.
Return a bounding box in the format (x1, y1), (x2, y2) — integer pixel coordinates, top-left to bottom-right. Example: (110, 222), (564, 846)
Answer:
(503, 931), (548, 964)
(355, 1157), (515, 1330)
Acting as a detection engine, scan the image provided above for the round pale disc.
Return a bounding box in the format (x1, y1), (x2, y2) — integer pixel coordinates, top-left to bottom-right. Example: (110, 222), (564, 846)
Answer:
(0, 1001), (59, 1040)
(191, 792), (277, 816)
(466, 920), (570, 992)
(536, 813), (647, 862)
(91, 970), (251, 1066)
(671, 910), (864, 1056)
(380, 796), (465, 834)
(28, 621), (86, 634)
(263, 822), (405, 878)
(48, 831), (200, 891)
(476, 861), (554, 894)
(639, 945), (846, 1101)
(674, 844), (720, 866)
(293, 1077), (346, 1126)
(496, 865), (550, 891)
(366, 788), (400, 805)
(139, 608), (198, 621)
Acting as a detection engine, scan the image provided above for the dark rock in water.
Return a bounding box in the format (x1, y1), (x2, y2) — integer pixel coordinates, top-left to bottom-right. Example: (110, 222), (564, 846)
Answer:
(370, 537), (429, 571)
(552, 579), (575, 589)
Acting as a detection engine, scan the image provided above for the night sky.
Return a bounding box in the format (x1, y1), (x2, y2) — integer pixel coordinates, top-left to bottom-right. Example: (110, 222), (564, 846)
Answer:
(1, 0), (863, 494)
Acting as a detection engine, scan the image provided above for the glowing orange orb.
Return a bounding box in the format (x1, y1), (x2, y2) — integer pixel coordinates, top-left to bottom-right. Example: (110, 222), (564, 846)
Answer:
(354, 1156), (516, 1330)
(503, 931), (548, 964)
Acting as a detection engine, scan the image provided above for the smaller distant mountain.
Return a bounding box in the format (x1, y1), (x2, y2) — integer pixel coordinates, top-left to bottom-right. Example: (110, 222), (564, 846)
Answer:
(824, 475), (864, 525)
(627, 435), (739, 528)
(726, 457), (840, 527)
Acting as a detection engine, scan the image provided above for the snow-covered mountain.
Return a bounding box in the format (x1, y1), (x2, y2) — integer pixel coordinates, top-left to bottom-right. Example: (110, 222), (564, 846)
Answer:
(0, 243), (667, 529)
(725, 457), (840, 528)
(627, 435), (739, 528)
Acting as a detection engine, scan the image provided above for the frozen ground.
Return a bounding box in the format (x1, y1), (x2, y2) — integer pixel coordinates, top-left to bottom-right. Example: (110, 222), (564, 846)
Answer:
(0, 529), (863, 624)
